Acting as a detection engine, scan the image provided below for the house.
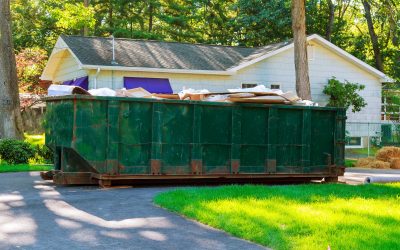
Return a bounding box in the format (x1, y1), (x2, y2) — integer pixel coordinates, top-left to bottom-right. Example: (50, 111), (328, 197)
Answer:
(41, 34), (392, 148)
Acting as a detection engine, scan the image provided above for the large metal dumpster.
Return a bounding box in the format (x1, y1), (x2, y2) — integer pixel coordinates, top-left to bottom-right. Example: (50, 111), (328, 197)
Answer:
(42, 95), (345, 187)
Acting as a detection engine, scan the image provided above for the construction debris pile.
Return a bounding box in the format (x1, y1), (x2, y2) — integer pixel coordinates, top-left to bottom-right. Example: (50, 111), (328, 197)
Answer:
(47, 84), (318, 106)
(356, 146), (400, 169)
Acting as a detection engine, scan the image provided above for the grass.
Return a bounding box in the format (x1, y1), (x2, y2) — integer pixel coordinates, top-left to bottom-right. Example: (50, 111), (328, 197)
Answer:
(345, 158), (356, 167)
(155, 184), (400, 250)
(346, 146), (379, 156)
(0, 134), (52, 173)
(24, 133), (45, 146)
(0, 163), (53, 173)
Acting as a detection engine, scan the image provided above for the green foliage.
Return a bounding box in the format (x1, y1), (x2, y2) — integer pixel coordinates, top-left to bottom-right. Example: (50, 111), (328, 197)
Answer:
(53, 3), (95, 31)
(24, 134), (53, 164)
(323, 78), (367, 112)
(32, 145), (54, 164)
(0, 139), (36, 164)
(16, 48), (48, 94)
(234, 0), (292, 46)
(155, 184), (400, 250)
(9, 0), (400, 82)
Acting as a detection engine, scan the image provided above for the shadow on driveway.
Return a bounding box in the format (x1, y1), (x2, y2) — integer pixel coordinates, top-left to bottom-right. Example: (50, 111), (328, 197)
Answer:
(0, 172), (266, 250)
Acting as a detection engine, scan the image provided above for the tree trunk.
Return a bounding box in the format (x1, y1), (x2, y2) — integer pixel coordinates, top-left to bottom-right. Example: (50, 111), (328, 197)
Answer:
(291, 0), (311, 100)
(0, 0), (24, 139)
(362, 0), (384, 72)
(148, 2), (153, 32)
(326, 0), (334, 41)
(83, 0), (89, 36)
(108, 0), (113, 30)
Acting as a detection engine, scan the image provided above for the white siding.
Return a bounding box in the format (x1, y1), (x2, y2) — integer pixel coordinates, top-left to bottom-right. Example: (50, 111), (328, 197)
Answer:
(53, 51), (88, 83)
(87, 42), (382, 126)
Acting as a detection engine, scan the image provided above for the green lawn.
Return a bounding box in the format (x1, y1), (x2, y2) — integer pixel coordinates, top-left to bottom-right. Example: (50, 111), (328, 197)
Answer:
(345, 158), (356, 167)
(24, 133), (45, 146)
(346, 146), (379, 156)
(0, 164), (53, 173)
(155, 184), (400, 250)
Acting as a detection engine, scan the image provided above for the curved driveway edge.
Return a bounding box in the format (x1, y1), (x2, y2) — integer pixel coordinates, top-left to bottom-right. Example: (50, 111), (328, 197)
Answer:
(0, 172), (267, 250)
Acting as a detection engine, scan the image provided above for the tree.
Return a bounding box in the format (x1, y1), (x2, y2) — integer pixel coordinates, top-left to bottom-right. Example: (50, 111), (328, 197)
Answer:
(16, 48), (48, 94)
(326, 0), (334, 41)
(291, 0), (311, 100)
(234, 0), (292, 46)
(0, 0), (23, 139)
(83, 0), (90, 36)
(362, 0), (384, 72)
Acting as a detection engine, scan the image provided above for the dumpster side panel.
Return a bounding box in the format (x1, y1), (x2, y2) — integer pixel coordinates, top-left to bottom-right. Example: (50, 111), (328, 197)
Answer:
(201, 105), (232, 174)
(240, 107), (269, 173)
(73, 100), (108, 173)
(118, 101), (152, 174)
(44, 99), (74, 171)
(45, 100), (74, 148)
(276, 109), (303, 173)
(310, 110), (335, 171)
(160, 103), (193, 174)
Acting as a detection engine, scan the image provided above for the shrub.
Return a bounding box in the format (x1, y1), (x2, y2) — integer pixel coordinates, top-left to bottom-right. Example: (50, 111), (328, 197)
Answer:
(323, 77), (366, 112)
(0, 139), (36, 164)
(33, 145), (54, 164)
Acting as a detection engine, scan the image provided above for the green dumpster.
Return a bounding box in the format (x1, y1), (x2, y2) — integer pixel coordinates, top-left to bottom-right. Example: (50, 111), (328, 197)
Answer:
(43, 95), (346, 186)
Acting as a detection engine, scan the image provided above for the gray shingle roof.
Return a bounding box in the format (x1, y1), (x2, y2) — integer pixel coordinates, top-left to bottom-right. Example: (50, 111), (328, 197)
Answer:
(61, 35), (291, 71)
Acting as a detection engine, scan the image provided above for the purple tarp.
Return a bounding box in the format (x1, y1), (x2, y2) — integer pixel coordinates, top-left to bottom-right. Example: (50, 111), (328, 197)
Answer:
(123, 77), (173, 94)
(63, 76), (89, 90)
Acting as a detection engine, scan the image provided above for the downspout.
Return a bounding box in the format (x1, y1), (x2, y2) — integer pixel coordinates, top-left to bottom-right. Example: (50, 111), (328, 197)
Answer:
(94, 67), (101, 89)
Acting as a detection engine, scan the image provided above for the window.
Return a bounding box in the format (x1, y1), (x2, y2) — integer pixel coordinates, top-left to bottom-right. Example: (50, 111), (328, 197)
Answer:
(346, 137), (362, 146)
(123, 77), (173, 94)
(270, 84), (280, 89)
(381, 94), (400, 122)
(241, 83), (258, 89)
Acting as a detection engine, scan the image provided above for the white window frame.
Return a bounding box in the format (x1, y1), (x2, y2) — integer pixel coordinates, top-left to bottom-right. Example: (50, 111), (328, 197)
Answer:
(345, 136), (363, 149)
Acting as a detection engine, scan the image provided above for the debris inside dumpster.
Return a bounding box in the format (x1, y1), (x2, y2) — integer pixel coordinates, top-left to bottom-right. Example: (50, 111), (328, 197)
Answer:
(48, 84), (90, 96)
(116, 87), (152, 98)
(88, 88), (116, 96)
(47, 84), (318, 106)
(178, 88), (211, 100)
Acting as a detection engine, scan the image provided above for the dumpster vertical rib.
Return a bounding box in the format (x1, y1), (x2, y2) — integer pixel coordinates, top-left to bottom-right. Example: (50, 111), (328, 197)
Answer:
(334, 109), (346, 166)
(301, 109), (311, 171)
(151, 102), (162, 175)
(191, 104), (202, 174)
(266, 107), (278, 173)
(231, 106), (241, 174)
(106, 100), (120, 175)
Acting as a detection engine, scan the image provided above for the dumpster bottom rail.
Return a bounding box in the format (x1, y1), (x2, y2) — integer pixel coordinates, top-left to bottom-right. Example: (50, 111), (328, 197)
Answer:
(41, 171), (341, 188)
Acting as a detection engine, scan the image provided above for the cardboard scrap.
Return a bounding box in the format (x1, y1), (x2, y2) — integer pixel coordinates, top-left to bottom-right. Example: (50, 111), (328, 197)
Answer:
(116, 87), (152, 98)
(229, 95), (290, 104)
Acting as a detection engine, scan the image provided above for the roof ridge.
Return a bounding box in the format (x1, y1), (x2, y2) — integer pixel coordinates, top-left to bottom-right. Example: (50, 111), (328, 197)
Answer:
(61, 34), (277, 49)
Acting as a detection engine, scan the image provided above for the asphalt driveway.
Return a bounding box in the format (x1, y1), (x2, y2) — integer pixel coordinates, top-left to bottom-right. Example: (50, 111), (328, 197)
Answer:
(0, 172), (266, 250)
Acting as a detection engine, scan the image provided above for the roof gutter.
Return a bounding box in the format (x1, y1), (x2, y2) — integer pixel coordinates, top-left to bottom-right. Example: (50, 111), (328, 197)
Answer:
(82, 65), (236, 76)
